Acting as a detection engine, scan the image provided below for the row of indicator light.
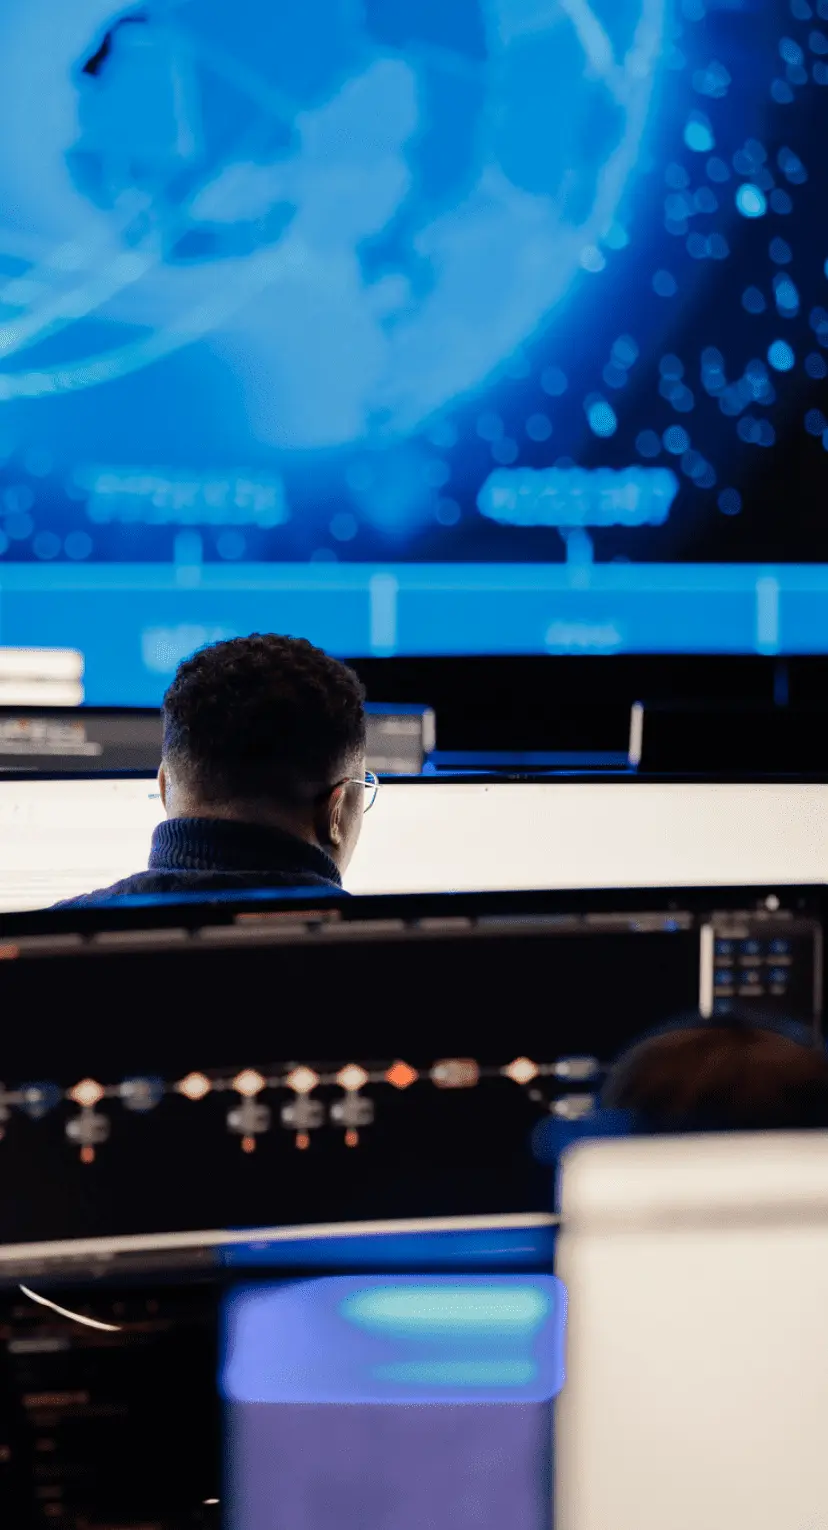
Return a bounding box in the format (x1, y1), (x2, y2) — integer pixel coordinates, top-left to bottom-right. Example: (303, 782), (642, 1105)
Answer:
(0, 1057), (600, 1161)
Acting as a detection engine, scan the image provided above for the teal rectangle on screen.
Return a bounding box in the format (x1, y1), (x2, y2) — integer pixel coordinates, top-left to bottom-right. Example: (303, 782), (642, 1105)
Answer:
(221, 1275), (566, 1404)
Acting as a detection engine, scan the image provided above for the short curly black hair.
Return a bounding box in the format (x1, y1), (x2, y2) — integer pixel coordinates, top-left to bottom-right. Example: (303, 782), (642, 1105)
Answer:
(162, 634), (366, 806)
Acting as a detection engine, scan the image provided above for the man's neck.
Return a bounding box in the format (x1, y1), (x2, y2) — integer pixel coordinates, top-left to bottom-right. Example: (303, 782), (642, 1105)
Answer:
(168, 800), (316, 845)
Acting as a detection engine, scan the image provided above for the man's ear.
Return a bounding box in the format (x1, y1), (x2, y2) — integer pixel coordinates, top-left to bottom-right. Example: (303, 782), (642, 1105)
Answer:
(158, 762), (168, 811)
(324, 783), (346, 849)
(314, 784), (346, 850)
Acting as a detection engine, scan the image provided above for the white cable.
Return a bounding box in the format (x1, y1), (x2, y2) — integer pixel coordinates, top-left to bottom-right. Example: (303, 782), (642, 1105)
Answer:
(18, 1284), (122, 1332)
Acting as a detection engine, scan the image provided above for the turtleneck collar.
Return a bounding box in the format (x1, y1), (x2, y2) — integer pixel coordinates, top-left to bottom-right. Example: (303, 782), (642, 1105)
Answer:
(148, 816), (342, 887)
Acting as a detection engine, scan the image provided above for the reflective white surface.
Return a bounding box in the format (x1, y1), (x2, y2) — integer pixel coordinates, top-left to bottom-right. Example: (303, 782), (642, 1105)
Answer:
(555, 1132), (828, 1530)
(0, 776), (827, 910)
(349, 779), (828, 894)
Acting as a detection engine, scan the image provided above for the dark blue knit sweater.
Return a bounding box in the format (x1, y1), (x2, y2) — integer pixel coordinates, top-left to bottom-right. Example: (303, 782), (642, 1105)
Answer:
(54, 817), (344, 908)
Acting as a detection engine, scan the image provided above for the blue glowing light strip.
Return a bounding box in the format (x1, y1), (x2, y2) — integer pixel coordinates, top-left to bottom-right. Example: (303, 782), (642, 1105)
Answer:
(3, 564), (828, 699)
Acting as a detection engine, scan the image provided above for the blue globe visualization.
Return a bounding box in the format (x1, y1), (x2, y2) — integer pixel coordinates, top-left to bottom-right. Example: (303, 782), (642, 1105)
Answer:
(0, 0), (663, 464)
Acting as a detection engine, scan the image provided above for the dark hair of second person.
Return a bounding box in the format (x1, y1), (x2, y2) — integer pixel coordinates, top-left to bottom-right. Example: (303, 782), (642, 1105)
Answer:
(601, 1011), (828, 1132)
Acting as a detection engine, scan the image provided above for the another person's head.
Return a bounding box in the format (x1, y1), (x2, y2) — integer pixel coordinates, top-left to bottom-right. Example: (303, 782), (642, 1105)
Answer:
(159, 634), (367, 873)
(602, 1010), (828, 1132)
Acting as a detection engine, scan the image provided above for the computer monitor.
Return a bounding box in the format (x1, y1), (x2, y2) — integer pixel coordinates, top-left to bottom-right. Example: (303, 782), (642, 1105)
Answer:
(0, 775), (162, 910)
(0, 887), (821, 1527)
(1, 773), (828, 911)
(350, 778), (828, 895)
(554, 1133), (828, 1530)
(0, 886), (820, 1249)
(0, 1218), (561, 1530)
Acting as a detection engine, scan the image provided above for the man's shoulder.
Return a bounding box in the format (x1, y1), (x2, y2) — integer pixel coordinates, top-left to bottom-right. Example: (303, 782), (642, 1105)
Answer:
(52, 871), (168, 909)
(52, 866), (347, 910)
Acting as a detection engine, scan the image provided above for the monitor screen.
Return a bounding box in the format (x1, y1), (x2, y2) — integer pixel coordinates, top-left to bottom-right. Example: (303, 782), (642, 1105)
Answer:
(0, 1224), (561, 1530)
(349, 779), (828, 894)
(0, 1), (827, 692)
(0, 917), (690, 1247)
(0, 887), (820, 1249)
(0, 774), (827, 911)
(0, 776), (163, 910)
(1, 881), (820, 1524)
(222, 1272), (564, 1530)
